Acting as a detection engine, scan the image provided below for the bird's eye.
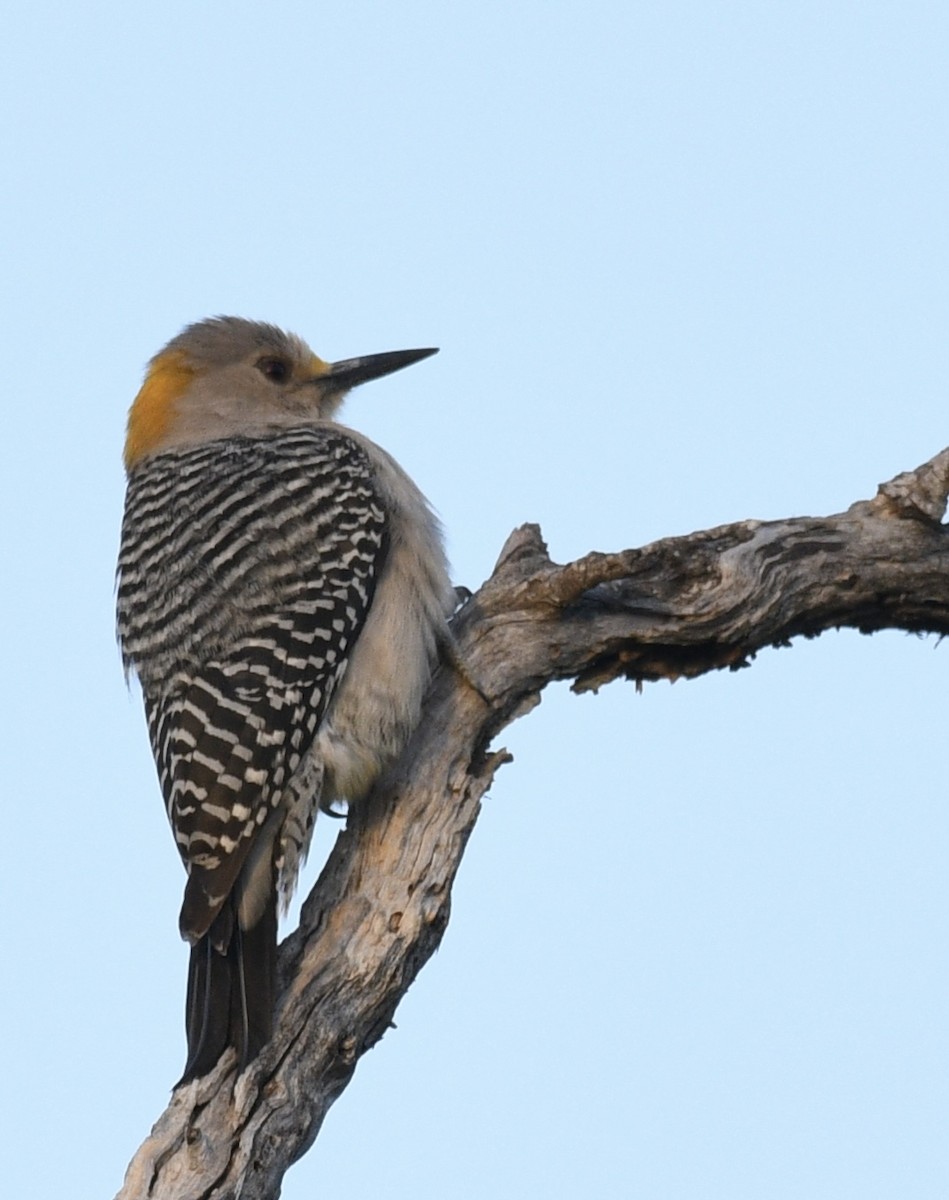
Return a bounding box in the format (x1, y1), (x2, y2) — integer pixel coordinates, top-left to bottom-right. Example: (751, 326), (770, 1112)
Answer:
(256, 356), (291, 384)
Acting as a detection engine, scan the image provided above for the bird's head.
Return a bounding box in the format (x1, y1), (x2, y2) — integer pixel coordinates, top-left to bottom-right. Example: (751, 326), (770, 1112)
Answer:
(124, 316), (437, 470)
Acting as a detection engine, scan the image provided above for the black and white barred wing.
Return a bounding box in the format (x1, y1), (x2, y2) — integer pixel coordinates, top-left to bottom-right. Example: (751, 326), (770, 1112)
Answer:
(117, 428), (388, 942)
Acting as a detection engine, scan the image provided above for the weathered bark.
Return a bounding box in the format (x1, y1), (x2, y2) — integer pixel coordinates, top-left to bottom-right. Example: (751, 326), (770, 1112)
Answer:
(117, 448), (949, 1200)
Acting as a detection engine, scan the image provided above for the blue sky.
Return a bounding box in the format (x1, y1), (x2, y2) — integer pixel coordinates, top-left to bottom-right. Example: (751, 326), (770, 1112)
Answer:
(2, 3), (947, 1197)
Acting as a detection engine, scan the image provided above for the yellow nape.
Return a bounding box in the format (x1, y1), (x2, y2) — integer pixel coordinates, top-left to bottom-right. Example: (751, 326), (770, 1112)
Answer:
(124, 351), (196, 469)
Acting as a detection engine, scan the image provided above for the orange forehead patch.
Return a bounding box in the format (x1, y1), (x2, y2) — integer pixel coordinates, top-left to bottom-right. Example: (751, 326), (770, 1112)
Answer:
(124, 351), (196, 470)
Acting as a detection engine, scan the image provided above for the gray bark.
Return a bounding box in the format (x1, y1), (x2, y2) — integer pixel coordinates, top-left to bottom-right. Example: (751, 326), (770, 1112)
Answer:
(117, 448), (949, 1200)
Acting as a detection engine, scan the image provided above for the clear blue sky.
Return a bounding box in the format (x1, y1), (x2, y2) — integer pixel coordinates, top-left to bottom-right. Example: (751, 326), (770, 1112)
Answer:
(2, 3), (947, 1197)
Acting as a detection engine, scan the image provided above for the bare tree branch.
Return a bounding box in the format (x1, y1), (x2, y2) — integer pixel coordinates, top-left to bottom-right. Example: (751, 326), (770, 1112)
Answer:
(117, 448), (949, 1200)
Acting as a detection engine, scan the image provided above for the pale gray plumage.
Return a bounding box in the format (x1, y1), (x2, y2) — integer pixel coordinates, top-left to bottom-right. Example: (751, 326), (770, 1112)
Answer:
(117, 316), (454, 1081)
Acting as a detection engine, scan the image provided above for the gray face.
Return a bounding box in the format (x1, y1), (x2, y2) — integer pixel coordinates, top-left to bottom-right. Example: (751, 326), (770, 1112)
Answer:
(130, 317), (341, 460)
(127, 316), (437, 465)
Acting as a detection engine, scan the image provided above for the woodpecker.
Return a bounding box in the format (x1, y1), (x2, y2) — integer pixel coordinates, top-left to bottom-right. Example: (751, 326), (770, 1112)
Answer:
(116, 317), (454, 1083)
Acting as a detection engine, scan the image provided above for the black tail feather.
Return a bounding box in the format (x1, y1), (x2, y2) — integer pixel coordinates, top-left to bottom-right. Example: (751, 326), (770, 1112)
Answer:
(178, 891), (278, 1084)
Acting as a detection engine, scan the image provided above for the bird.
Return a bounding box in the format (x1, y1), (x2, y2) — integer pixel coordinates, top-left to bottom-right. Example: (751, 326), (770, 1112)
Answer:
(116, 316), (455, 1083)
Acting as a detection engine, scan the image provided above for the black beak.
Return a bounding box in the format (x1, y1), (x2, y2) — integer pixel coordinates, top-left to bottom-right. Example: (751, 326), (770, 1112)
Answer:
(324, 347), (438, 390)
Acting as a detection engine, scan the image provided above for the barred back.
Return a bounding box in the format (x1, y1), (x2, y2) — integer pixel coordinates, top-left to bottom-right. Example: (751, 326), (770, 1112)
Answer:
(117, 425), (387, 939)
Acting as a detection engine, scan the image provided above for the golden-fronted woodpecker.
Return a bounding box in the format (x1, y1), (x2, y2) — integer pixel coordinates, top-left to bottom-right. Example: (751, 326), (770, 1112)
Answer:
(116, 317), (454, 1082)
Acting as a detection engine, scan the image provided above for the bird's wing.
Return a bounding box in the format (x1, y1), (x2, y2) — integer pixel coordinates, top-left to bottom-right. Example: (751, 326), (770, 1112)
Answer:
(120, 427), (388, 942)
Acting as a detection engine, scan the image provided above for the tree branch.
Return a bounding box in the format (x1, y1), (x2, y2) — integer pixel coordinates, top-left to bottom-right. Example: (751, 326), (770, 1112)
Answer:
(117, 447), (949, 1200)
